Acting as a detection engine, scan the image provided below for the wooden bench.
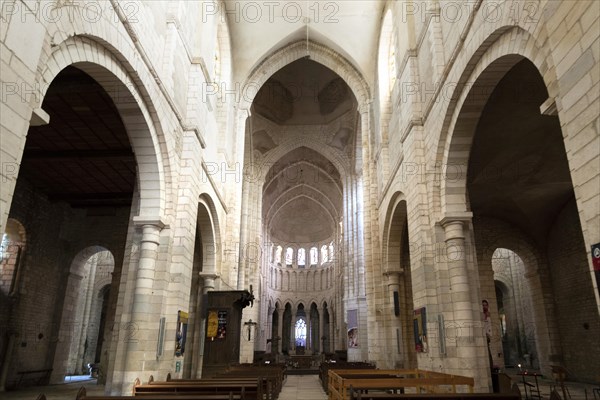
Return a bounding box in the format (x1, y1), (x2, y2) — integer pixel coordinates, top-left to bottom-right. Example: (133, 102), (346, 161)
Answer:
(152, 377), (275, 400)
(15, 368), (53, 387)
(320, 362), (375, 392)
(348, 391), (520, 400)
(134, 380), (261, 400)
(76, 386), (242, 400)
(328, 369), (476, 400)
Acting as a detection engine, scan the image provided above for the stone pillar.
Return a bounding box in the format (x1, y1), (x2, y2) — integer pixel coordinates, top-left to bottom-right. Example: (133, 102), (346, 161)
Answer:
(276, 306), (283, 354)
(194, 273), (218, 378)
(440, 215), (486, 385)
(318, 308), (325, 354)
(290, 311), (296, 351)
(385, 270), (404, 366)
(122, 217), (166, 387)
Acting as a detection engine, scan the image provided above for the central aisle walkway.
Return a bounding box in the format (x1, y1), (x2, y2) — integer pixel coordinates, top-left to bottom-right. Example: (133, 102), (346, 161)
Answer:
(280, 375), (328, 400)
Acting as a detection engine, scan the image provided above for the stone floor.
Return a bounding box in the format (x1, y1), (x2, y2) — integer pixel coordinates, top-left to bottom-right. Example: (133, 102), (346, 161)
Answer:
(1, 372), (598, 400)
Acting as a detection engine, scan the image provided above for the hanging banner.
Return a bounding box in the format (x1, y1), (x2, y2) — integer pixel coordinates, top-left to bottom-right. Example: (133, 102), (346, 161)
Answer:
(207, 310), (218, 339)
(413, 307), (427, 352)
(217, 310), (228, 339)
(175, 310), (188, 357)
(347, 309), (358, 348)
(592, 243), (600, 297)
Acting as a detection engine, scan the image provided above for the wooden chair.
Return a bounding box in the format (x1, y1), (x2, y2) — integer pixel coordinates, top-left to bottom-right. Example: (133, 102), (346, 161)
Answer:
(549, 389), (562, 400)
(550, 365), (571, 399)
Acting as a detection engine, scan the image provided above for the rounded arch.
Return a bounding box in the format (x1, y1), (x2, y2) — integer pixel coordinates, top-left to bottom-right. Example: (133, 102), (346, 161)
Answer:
(381, 192), (408, 270)
(198, 194), (222, 275)
(435, 26), (560, 216)
(241, 40), (371, 112)
(38, 36), (168, 218)
(258, 137), (351, 182)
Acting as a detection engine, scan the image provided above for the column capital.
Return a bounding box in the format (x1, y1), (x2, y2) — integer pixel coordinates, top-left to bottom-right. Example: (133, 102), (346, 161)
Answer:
(133, 215), (169, 229)
(439, 212), (473, 228)
(384, 269), (404, 285)
(439, 212), (472, 241)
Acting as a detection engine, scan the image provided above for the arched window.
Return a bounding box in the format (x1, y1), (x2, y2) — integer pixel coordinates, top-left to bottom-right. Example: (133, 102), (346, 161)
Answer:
(329, 242), (334, 262)
(378, 9), (396, 103)
(321, 245), (328, 264)
(310, 247), (318, 266)
(285, 247), (293, 267)
(297, 248), (305, 267)
(295, 318), (307, 347)
(275, 246), (282, 264)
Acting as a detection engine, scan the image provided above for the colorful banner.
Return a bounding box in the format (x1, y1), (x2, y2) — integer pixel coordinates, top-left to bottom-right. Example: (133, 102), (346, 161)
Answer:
(413, 307), (427, 352)
(175, 310), (188, 357)
(217, 311), (227, 339)
(207, 310), (218, 339)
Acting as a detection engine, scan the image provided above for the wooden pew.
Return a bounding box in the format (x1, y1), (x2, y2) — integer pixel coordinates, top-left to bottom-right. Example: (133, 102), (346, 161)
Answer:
(151, 377), (275, 400)
(76, 386), (242, 400)
(328, 369), (475, 400)
(134, 379), (262, 400)
(348, 391), (520, 400)
(320, 362), (375, 392)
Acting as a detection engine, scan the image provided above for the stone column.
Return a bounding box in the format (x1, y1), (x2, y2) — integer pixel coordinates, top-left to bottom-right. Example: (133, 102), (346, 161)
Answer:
(194, 273), (218, 378)
(440, 215), (485, 383)
(290, 311), (296, 352)
(318, 307), (325, 354)
(276, 306), (283, 354)
(385, 270), (404, 366)
(122, 217), (166, 386)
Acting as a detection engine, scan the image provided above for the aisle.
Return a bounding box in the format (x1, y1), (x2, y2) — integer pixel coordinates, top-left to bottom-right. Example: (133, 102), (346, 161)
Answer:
(279, 375), (328, 400)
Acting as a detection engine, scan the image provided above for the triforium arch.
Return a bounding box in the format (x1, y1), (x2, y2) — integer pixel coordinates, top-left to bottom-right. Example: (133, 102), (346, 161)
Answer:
(37, 36), (168, 219)
(437, 27), (600, 381)
(378, 193), (416, 369)
(182, 193), (221, 379)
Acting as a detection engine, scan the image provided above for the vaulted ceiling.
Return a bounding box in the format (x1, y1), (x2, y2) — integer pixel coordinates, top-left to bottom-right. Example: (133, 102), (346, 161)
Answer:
(226, 0), (385, 83)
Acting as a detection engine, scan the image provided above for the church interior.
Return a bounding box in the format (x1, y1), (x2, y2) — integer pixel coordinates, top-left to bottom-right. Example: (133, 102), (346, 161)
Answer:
(0, 0), (599, 398)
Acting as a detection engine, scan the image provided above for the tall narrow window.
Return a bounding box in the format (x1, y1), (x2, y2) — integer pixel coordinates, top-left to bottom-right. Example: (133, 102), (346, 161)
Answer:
(297, 248), (305, 267)
(310, 247), (318, 266)
(295, 318), (307, 347)
(286, 247), (293, 267)
(275, 246), (282, 264)
(329, 242), (335, 262)
(321, 245), (328, 264)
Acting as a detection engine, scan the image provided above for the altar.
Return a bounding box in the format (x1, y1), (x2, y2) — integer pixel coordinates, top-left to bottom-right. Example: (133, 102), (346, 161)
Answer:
(290, 354), (313, 369)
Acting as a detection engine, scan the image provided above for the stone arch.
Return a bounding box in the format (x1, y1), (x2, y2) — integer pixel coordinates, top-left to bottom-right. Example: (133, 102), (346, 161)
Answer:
(241, 40), (370, 112)
(0, 218), (27, 290)
(381, 192), (407, 269)
(37, 36), (168, 218)
(258, 138), (350, 182)
(474, 217), (559, 375)
(198, 194), (221, 276)
(51, 246), (115, 381)
(436, 26), (559, 216)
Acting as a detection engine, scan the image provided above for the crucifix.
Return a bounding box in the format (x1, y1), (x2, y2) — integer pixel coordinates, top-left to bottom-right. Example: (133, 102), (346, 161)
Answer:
(244, 319), (258, 341)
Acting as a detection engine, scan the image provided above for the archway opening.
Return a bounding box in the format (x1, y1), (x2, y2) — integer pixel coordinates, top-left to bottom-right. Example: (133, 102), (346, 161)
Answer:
(491, 249), (537, 369)
(461, 58), (599, 379)
(183, 200), (218, 379)
(60, 248), (115, 381)
(1, 64), (145, 387)
(384, 199), (416, 369)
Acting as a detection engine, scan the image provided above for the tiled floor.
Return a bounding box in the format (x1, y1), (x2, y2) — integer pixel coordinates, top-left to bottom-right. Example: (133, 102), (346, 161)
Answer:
(279, 375), (328, 400)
